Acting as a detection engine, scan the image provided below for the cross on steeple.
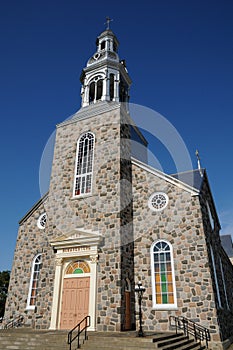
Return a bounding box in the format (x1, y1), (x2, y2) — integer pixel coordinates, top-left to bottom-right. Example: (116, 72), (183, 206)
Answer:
(105, 17), (113, 30)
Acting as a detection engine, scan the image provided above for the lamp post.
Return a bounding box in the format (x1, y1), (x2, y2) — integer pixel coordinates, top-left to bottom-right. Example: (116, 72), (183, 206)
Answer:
(135, 281), (146, 337)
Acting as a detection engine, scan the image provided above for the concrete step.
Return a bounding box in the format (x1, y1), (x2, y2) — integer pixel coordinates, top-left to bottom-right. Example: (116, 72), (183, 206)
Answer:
(0, 329), (67, 350)
(152, 333), (206, 350)
(154, 334), (188, 347)
(0, 328), (206, 350)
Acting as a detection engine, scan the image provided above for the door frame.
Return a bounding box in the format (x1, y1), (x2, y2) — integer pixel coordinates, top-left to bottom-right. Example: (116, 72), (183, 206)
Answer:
(60, 274), (90, 329)
(50, 252), (98, 331)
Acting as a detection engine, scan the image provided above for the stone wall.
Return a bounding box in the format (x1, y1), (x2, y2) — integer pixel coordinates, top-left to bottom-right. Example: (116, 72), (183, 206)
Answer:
(4, 195), (56, 329)
(5, 101), (233, 349)
(200, 175), (233, 348)
(45, 104), (133, 331)
(5, 103), (132, 331)
(131, 164), (222, 348)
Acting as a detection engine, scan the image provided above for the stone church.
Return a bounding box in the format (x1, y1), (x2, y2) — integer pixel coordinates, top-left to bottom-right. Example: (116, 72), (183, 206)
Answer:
(4, 28), (233, 349)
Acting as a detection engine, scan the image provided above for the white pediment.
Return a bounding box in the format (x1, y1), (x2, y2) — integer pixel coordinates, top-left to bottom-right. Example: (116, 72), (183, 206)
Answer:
(50, 228), (103, 249)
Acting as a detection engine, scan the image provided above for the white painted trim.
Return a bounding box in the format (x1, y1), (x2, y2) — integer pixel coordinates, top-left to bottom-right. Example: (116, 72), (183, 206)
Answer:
(131, 157), (199, 196)
(206, 201), (214, 230)
(210, 245), (222, 308)
(49, 260), (63, 329)
(73, 132), (95, 198)
(26, 253), (42, 311)
(148, 192), (169, 212)
(50, 246), (98, 331)
(37, 213), (47, 230)
(219, 257), (230, 310)
(150, 240), (177, 310)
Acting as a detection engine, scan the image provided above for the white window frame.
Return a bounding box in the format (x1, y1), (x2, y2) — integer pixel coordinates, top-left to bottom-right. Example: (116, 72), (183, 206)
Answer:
(26, 253), (42, 310)
(210, 245), (222, 308)
(219, 257), (230, 310)
(206, 201), (214, 230)
(37, 213), (47, 230)
(73, 132), (95, 197)
(150, 240), (177, 310)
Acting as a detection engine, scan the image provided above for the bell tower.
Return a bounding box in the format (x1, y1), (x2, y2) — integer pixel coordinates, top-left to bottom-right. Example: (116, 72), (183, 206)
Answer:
(80, 28), (131, 107)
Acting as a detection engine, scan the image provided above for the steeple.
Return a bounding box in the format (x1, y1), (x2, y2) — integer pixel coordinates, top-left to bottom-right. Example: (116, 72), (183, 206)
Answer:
(80, 28), (131, 108)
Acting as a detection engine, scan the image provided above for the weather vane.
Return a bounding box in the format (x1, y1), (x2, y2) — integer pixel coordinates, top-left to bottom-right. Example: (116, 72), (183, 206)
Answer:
(105, 17), (113, 30)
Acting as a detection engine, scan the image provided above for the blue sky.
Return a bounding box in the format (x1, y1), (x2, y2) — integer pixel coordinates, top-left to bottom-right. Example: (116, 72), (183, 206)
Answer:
(0, 0), (232, 271)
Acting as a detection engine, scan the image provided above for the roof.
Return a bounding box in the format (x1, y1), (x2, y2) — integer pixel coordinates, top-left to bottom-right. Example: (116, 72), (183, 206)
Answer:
(19, 192), (49, 225)
(57, 101), (122, 128)
(132, 158), (200, 196)
(171, 168), (205, 191)
(220, 235), (233, 258)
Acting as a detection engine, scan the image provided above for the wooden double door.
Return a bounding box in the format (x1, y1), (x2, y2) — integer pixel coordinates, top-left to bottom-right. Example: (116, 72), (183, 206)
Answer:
(60, 277), (90, 330)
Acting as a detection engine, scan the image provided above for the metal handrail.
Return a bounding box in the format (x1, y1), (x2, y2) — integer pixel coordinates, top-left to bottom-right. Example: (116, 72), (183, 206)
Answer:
(169, 315), (210, 348)
(3, 315), (24, 329)
(67, 315), (90, 350)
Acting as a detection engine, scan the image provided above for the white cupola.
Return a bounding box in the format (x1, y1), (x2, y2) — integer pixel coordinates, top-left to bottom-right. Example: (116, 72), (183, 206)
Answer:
(80, 28), (132, 107)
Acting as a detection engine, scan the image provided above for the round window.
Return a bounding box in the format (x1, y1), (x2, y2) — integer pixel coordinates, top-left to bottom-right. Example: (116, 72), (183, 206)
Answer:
(148, 192), (169, 211)
(37, 213), (47, 230)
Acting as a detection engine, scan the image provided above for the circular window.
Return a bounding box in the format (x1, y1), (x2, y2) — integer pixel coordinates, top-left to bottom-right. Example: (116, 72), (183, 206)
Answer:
(37, 213), (47, 230)
(148, 192), (169, 211)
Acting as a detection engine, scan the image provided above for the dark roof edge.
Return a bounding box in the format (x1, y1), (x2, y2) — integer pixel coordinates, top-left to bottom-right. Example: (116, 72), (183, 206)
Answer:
(202, 170), (221, 229)
(19, 192), (49, 225)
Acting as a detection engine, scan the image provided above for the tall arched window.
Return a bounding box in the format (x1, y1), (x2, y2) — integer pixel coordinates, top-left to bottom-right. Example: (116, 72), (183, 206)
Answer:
(151, 240), (177, 309)
(73, 132), (95, 196)
(88, 77), (103, 104)
(109, 74), (114, 101)
(210, 245), (222, 308)
(26, 254), (42, 310)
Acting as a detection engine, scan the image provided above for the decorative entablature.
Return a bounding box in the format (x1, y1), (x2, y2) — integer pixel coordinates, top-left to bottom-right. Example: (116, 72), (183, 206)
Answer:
(50, 228), (103, 259)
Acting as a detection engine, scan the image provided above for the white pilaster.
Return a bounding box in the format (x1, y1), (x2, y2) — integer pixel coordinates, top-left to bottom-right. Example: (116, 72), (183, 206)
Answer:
(49, 258), (63, 330)
(89, 254), (98, 331)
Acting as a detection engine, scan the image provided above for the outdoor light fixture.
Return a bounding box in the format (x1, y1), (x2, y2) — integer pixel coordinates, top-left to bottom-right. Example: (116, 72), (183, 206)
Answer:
(135, 281), (146, 337)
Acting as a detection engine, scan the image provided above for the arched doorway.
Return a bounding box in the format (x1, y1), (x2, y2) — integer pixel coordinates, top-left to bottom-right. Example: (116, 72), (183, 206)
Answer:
(60, 260), (90, 330)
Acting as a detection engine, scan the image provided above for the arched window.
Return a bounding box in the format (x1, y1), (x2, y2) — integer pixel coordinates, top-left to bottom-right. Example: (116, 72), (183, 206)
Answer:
(151, 240), (177, 309)
(210, 245), (222, 308)
(96, 80), (103, 100)
(89, 82), (95, 103)
(100, 41), (106, 50)
(110, 74), (114, 101)
(73, 132), (95, 196)
(88, 77), (103, 104)
(65, 260), (90, 275)
(26, 254), (42, 310)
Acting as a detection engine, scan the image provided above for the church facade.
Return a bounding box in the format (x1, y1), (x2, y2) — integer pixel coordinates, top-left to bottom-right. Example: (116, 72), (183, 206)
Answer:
(4, 29), (233, 349)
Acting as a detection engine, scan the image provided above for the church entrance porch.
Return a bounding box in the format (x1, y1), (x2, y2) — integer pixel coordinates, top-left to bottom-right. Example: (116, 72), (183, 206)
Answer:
(60, 261), (90, 329)
(49, 229), (101, 332)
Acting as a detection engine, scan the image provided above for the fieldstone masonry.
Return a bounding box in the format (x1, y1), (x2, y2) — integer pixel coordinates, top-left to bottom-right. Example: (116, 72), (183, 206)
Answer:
(4, 28), (233, 350)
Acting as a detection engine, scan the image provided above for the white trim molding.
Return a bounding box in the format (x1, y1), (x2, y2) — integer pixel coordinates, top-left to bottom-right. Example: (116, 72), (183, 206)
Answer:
(26, 253), (42, 310)
(49, 229), (102, 331)
(150, 240), (177, 310)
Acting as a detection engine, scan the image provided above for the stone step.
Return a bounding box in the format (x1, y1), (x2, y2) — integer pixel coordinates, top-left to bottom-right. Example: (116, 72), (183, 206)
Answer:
(162, 339), (197, 350)
(0, 329), (68, 350)
(154, 334), (188, 347)
(0, 328), (206, 350)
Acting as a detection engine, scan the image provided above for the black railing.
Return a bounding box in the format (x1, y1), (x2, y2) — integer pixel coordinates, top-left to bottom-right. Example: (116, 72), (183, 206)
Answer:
(3, 315), (24, 329)
(169, 315), (210, 348)
(67, 315), (90, 350)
